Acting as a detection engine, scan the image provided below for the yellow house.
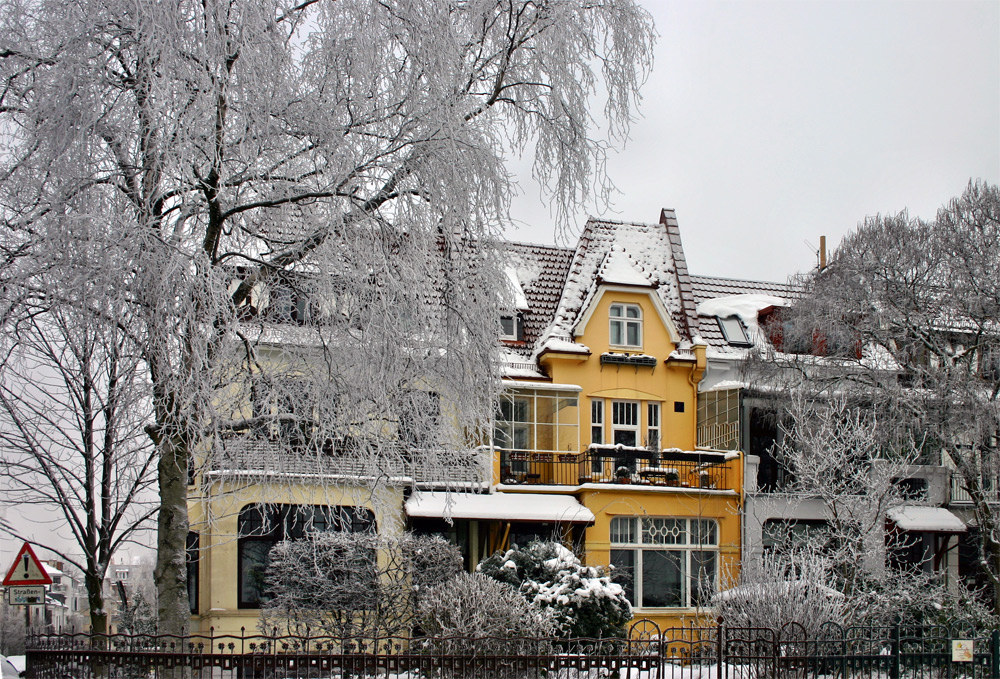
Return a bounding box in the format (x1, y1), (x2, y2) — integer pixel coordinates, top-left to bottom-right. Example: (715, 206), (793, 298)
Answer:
(407, 210), (744, 629)
(189, 209), (743, 635)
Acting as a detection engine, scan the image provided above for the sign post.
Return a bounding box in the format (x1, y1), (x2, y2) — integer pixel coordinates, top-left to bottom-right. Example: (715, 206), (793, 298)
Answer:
(3, 542), (53, 631)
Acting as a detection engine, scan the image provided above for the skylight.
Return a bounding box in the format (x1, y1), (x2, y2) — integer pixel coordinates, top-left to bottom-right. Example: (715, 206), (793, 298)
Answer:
(717, 316), (751, 346)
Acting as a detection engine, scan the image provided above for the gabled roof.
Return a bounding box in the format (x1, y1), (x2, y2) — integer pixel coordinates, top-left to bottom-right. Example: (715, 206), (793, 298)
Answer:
(536, 212), (695, 354)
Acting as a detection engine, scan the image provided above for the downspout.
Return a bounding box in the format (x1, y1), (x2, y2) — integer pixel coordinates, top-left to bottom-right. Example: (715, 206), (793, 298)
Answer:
(688, 342), (707, 450)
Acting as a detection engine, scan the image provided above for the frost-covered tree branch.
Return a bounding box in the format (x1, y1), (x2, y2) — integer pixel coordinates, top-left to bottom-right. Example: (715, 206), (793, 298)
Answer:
(745, 181), (1000, 612)
(0, 0), (655, 634)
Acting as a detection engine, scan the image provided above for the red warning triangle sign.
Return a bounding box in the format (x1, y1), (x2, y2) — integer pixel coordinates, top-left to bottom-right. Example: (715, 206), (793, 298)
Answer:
(3, 542), (53, 586)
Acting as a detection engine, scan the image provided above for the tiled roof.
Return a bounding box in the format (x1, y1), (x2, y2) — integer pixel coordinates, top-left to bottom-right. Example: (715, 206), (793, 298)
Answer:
(500, 221), (802, 363)
(690, 274), (802, 350)
(503, 241), (574, 358)
(539, 216), (691, 352)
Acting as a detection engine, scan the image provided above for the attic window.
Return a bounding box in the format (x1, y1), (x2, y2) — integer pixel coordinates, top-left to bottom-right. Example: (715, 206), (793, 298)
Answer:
(717, 316), (751, 347)
(500, 314), (523, 342)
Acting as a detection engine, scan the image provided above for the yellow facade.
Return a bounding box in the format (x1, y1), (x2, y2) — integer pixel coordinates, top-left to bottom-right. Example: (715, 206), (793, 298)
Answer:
(497, 285), (743, 629)
(188, 478), (405, 637)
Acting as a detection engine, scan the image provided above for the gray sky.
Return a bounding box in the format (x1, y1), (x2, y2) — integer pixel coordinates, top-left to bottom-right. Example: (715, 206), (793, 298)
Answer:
(506, 0), (1000, 283)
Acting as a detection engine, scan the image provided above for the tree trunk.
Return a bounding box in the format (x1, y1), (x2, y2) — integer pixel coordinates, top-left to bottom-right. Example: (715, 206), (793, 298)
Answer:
(154, 435), (190, 638)
(86, 574), (108, 638)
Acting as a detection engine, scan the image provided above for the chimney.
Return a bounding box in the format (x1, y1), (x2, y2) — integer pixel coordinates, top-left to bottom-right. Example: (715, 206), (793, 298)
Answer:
(819, 235), (827, 270)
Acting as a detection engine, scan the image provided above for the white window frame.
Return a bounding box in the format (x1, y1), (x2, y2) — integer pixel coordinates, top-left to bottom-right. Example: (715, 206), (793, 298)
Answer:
(611, 400), (640, 447)
(609, 303), (642, 348)
(610, 516), (718, 610)
(591, 399), (604, 446)
(500, 315), (518, 341)
(646, 402), (661, 450)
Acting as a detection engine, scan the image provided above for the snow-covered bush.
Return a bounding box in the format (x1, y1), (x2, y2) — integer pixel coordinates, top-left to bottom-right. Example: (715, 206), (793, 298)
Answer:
(714, 550), (844, 637)
(260, 531), (462, 637)
(417, 572), (557, 642)
(477, 541), (632, 639)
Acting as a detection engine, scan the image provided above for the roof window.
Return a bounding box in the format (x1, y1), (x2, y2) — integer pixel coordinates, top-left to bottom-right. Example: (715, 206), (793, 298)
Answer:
(717, 316), (751, 347)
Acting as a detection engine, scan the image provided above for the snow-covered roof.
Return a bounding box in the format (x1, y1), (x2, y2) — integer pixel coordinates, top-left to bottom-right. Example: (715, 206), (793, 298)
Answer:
(690, 275), (801, 355)
(504, 266), (530, 311)
(887, 505), (966, 533)
(405, 491), (595, 523)
(538, 213), (697, 354)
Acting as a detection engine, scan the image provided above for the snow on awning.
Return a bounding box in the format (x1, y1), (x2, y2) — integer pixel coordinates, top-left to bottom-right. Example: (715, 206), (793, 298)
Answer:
(887, 505), (966, 533)
(405, 492), (595, 524)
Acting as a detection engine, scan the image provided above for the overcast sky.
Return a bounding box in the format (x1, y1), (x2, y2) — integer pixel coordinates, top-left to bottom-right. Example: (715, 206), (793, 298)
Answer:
(506, 0), (1000, 283)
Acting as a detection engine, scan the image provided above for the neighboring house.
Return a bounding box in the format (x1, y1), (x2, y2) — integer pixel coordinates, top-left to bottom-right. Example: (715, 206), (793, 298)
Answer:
(39, 562), (85, 634)
(689, 275), (968, 586)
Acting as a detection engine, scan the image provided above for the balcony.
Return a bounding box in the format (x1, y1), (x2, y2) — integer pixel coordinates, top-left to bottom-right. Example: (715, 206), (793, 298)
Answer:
(950, 475), (1000, 504)
(498, 445), (738, 490)
(205, 434), (491, 487)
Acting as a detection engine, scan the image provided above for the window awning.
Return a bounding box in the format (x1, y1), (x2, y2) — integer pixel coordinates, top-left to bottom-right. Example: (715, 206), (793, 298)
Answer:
(405, 492), (595, 524)
(887, 505), (966, 533)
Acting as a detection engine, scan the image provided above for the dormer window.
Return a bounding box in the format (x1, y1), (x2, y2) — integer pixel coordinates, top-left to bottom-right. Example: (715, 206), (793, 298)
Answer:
(610, 303), (642, 347)
(717, 315), (751, 347)
(500, 314), (523, 341)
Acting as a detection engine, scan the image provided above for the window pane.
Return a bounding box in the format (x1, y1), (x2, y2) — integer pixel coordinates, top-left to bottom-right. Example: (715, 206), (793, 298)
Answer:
(610, 320), (623, 345)
(626, 322), (640, 346)
(239, 540), (273, 607)
(512, 398), (531, 422)
(647, 429), (659, 449)
(613, 429), (637, 446)
(626, 305), (641, 319)
(643, 518), (685, 545)
(500, 316), (516, 337)
(647, 403), (660, 427)
(610, 549), (635, 605)
(610, 304), (623, 317)
(692, 520), (718, 545)
(691, 551), (717, 607)
(642, 550), (683, 607)
(610, 517), (637, 544)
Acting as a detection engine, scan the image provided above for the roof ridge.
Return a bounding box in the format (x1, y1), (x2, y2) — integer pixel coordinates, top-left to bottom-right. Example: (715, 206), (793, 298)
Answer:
(690, 273), (800, 288)
(661, 208), (699, 340)
(503, 239), (575, 253)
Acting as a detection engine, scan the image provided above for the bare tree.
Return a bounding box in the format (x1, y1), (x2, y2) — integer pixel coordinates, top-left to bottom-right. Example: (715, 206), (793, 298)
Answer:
(749, 180), (1000, 611)
(0, 0), (656, 633)
(0, 295), (157, 635)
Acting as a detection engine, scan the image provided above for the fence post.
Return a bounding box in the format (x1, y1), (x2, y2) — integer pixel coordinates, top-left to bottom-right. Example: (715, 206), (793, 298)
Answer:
(716, 616), (725, 679)
(991, 628), (999, 679)
(890, 623), (901, 679)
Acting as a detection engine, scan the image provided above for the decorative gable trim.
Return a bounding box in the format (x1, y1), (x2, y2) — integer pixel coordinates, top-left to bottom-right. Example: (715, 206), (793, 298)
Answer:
(573, 285), (681, 344)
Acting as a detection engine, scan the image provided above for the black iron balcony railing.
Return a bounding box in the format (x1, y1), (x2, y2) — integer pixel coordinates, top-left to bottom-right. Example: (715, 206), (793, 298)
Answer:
(499, 445), (736, 490)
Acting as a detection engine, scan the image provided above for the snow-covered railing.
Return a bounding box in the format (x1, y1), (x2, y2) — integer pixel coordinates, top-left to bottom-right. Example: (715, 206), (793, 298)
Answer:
(205, 435), (491, 487)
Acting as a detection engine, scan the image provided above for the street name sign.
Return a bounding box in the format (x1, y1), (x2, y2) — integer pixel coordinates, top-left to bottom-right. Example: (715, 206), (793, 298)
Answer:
(4, 585), (45, 605)
(2, 542), (52, 586)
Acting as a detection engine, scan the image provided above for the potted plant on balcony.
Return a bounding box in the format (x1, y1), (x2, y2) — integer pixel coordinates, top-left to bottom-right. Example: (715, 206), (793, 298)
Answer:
(615, 465), (632, 484)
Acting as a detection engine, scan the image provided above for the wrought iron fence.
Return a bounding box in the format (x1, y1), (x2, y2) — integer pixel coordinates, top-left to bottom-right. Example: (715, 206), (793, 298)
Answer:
(26, 619), (1000, 678)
